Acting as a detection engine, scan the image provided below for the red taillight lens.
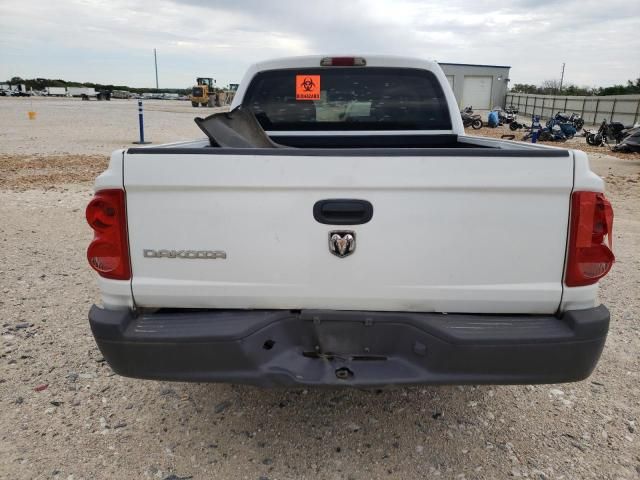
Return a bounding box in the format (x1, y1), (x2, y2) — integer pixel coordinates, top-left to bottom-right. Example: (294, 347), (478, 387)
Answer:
(565, 191), (614, 287)
(86, 189), (131, 280)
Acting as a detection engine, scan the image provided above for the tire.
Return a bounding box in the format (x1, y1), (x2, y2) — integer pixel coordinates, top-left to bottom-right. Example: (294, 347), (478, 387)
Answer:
(471, 119), (483, 130)
(575, 119), (584, 130)
(201, 102), (208, 107)
(539, 131), (553, 142)
(191, 101), (199, 107)
(586, 133), (602, 146)
(509, 122), (519, 131)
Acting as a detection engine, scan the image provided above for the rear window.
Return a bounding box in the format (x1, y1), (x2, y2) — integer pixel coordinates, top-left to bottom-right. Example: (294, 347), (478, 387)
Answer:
(242, 67), (452, 131)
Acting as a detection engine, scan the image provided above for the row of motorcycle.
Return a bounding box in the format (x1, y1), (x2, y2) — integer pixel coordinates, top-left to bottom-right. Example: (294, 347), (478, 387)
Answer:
(516, 113), (640, 151)
(460, 105), (521, 129)
(508, 110), (583, 141)
(470, 106), (640, 151)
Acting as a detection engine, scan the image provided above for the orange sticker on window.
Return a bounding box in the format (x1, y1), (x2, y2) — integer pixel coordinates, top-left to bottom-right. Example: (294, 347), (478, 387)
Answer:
(296, 75), (320, 100)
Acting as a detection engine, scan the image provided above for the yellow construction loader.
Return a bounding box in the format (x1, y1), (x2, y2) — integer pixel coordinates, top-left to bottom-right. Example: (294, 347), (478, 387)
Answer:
(190, 77), (219, 107)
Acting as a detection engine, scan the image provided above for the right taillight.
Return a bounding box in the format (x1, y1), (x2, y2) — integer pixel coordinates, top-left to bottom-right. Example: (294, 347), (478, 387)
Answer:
(86, 189), (131, 280)
(565, 191), (614, 287)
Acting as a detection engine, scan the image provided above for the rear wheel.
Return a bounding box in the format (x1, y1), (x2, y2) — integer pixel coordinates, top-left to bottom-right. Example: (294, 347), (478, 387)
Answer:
(509, 122), (519, 131)
(575, 119), (584, 130)
(586, 133), (601, 146)
(471, 119), (483, 130)
(191, 101), (199, 107)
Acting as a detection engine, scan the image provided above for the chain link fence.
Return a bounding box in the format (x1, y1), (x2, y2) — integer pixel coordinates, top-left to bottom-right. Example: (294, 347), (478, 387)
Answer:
(505, 93), (640, 126)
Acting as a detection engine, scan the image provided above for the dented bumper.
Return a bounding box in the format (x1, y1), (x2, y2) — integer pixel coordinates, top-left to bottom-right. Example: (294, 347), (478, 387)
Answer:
(89, 305), (609, 387)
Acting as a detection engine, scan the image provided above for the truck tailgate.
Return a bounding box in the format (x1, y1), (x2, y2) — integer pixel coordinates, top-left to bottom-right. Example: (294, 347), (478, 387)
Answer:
(124, 150), (573, 314)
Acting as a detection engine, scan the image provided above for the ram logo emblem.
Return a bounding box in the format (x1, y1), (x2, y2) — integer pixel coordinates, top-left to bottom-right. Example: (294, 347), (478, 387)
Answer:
(329, 231), (356, 258)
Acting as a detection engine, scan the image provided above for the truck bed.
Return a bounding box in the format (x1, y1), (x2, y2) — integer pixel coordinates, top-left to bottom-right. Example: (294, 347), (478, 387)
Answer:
(128, 134), (570, 153)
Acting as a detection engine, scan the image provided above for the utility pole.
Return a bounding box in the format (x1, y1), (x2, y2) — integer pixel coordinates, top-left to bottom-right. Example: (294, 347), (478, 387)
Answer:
(154, 48), (159, 89)
(559, 62), (565, 94)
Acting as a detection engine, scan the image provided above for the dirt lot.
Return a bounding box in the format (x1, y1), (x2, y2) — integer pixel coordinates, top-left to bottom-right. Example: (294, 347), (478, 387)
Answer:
(0, 97), (208, 155)
(1, 97), (639, 480)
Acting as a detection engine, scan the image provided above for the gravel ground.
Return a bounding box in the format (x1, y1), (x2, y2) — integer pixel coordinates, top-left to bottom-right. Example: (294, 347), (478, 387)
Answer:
(0, 97), (219, 155)
(1, 97), (639, 480)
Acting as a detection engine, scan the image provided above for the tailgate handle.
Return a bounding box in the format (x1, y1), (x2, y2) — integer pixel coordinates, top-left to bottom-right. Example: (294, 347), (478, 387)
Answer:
(313, 199), (373, 225)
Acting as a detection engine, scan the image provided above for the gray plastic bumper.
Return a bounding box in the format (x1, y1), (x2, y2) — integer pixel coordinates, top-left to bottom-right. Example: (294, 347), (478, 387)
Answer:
(89, 305), (609, 387)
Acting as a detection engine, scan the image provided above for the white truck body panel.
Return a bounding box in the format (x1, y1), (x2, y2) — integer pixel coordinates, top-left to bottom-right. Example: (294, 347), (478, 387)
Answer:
(124, 151), (573, 314)
(94, 56), (605, 315)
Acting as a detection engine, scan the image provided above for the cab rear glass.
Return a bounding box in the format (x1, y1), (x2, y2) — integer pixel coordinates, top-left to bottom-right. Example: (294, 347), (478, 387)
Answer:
(242, 67), (452, 131)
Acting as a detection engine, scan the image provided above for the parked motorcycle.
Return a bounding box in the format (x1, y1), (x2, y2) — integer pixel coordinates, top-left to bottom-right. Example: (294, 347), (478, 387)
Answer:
(504, 105), (519, 123)
(547, 117), (577, 139)
(523, 126), (567, 142)
(585, 119), (631, 146)
(522, 115), (567, 142)
(611, 126), (640, 153)
(554, 112), (584, 131)
(461, 106), (483, 130)
(491, 106), (516, 125)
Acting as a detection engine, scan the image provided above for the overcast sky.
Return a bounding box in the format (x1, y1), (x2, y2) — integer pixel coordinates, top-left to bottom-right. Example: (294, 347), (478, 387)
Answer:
(1, 0), (638, 89)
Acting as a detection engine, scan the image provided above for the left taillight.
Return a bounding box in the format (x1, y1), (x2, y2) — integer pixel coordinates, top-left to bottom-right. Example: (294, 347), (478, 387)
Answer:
(86, 189), (131, 280)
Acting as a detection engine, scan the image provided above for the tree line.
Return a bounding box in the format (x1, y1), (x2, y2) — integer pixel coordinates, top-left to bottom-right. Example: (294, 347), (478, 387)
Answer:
(510, 78), (640, 96)
(3, 76), (191, 95)
(6, 75), (639, 97)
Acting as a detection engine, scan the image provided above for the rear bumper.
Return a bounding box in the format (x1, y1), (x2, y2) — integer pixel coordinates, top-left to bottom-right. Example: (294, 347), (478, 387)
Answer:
(89, 305), (609, 387)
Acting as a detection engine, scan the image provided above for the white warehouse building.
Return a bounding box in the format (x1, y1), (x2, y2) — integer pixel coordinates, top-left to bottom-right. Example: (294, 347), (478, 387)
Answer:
(438, 62), (511, 110)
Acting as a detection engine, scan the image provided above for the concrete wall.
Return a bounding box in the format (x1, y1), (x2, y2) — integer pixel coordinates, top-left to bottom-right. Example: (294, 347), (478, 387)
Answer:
(506, 93), (640, 126)
(438, 63), (511, 110)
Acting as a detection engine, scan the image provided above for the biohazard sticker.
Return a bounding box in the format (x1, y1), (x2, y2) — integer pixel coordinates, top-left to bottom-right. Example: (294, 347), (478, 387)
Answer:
(296, 75), (320, 100)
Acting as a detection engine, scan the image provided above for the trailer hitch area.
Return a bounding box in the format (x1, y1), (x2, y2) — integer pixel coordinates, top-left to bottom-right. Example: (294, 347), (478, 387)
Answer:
(335, 367), (354, 380)
(303, 350), (346, 361)
(301, 350), (356, 380)
(301, 348), (387, 380)
(302, 349), (387, 362)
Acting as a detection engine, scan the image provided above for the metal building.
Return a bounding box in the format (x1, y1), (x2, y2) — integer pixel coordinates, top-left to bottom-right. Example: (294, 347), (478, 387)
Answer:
(438, 63), (511, 110)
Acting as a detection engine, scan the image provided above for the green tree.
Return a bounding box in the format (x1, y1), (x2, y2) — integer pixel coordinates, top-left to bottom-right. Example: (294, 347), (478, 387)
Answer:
(510, 77), (639, 96)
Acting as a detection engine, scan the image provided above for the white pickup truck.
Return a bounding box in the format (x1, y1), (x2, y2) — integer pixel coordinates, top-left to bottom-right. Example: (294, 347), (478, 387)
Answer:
(87, 55), (614, 386)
